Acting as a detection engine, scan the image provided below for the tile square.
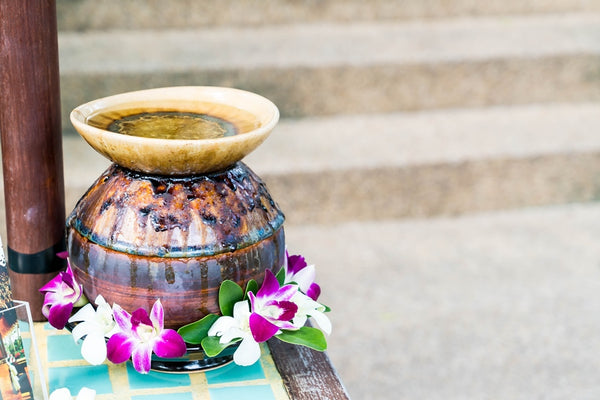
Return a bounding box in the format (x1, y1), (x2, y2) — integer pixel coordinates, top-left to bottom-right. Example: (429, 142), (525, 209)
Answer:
(205, 362), (265, 384)
(22, 338), (31, 359)
(126, 363), (191, 390)
(47, 334), (84, 362)
(132, 393), (194, 400)
(208, 385), (276, 400)
(48, 365), (112, 394)
(18, 320), (30, 332)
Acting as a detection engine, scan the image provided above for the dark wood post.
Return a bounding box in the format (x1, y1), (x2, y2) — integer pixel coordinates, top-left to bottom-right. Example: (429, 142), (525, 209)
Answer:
(0, 0), (66, 320)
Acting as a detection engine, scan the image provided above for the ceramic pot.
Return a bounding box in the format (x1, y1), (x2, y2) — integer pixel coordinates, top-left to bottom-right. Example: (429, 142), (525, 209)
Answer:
(67, 86), (284, 329)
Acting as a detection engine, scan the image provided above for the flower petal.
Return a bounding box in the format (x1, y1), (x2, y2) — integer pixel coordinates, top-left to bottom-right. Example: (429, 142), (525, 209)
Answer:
(273, 300), (297, 321)
(153, 329), (187, 358)
(75, 387), (97, 400)
(71, 321), (96, 343)
(256, 270), (281, 299)
(311, 311), (332, 336)
(233, 300), (251, 320)
(94, 295), (107, 306)
(208, 316), (237, 337)
(131, 308), (153, 328)
(286, 254), (307, 276)
(81, 332), (107, 365)
(306, 283), (321, 301)
(106, 332), (135, 364)
(48, 302), (74, 330)
(233, 335), (261, 366)
(273, 284), (298, 303)
(131, 342), (152, 374)
(69, 303), (96, 324)
(150, 299), (164, 331)
(42, 290), (65, 305)
(49, 388), (72, 400)
(112, 304), (132, 332)
(220, 327), (245, 344)
(290, 264), (316, 293)
(249, 313), (280, 342)
(39, 275), (63, 293)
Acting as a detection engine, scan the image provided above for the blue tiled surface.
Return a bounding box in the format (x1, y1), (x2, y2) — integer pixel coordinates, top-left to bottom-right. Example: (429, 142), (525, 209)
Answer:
(209, 385), (277, 400)
(132, 393), (194, 400)
(47, 334), (84, 361)
(126, 363), (191, 390)
(41, 327), (287, 399)
(205, 361), (265, 384)
(48, 364), (112, 394)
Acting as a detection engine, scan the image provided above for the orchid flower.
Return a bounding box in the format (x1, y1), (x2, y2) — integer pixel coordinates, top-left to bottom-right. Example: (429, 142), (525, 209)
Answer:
(40, 262), (88, 329)
(284, 252), (321, 301)
(68, 295), (118, 365)
(49, 387), (96, 400)
(248, 270), (298, 343)
(291, 292), (332, 335)
(208, 300), (261, 366)
(106, 299), (187, 374)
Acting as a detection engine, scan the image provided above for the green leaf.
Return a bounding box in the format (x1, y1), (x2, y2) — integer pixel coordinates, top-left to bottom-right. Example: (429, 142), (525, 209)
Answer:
(244, 279), (259, 299)
(201, 335), (240, 357)
(276, 326), (327, 351)
(177, 314), (220, 345)
(275, 267), (286, 286)
(219, 280), (244, 316)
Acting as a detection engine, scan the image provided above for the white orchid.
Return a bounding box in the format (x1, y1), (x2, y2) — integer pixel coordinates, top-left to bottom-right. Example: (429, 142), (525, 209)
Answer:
(290, 292), (331, 335)
(68, 295), (118, 365)
(208, 300), (261, 366)
(49, 387), (96, 400)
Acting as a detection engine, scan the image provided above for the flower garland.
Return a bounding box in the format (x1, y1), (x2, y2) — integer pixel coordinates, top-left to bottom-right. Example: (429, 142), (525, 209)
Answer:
(39, 251), (331, 374)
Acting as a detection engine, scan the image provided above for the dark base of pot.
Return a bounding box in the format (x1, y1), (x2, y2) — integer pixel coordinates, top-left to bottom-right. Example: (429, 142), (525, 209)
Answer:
(150, 345), (238, 373)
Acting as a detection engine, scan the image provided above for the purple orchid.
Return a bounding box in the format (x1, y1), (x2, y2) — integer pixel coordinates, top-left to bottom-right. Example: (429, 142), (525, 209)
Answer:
(40, 262), (87, 329)
(248, 270), (299, 343)
(106, 299), (186, 374)
(284, 252), (321, 301)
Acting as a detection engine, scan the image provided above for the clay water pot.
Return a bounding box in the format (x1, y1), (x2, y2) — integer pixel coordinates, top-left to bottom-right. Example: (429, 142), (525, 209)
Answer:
(67, 86), (284, 329)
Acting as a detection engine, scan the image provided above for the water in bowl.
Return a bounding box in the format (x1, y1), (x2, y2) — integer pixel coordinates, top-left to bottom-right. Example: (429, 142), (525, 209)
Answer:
(86, 103), (261, 140)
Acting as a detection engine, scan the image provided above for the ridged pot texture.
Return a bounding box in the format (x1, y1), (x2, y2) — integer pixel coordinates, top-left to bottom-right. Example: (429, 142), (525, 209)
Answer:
(67, 162), (285, 329)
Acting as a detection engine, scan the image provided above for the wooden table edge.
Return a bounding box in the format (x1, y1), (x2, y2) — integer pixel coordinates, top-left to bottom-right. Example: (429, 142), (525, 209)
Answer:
(267, 338), (351, 400)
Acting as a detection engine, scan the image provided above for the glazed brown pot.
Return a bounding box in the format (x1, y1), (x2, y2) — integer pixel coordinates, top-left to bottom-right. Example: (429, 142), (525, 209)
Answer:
(67, 87), (284, 329)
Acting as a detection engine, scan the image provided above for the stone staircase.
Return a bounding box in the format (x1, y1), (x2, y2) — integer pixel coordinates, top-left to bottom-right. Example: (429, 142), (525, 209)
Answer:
(44, 1), (600, 398)
(57, 2), (600, 225)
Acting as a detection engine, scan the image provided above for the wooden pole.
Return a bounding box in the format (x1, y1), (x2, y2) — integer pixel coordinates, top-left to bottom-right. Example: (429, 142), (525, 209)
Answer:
(0, 0), (66, 320)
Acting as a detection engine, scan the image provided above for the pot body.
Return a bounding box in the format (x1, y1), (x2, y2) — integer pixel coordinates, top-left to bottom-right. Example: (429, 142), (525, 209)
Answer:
(67, 162), (285, 329)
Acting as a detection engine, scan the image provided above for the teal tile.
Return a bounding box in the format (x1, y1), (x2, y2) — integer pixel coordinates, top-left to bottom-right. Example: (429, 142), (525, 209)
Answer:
(206, 362), (265, 384)
(126, 363), (191, 390)
(47, 334), (84, 362)
(49, 365), (112, 394)
(132, 393), (193, 400)
(22, 338), (31, 358)
(44, 323), (55, 330)
(208, 385), (276, 400)
(18, 320), (30, 332)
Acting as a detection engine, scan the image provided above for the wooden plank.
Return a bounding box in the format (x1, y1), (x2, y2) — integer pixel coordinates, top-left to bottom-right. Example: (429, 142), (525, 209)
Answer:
(268, 338), (351, 400)
(0, 0), (67, 320)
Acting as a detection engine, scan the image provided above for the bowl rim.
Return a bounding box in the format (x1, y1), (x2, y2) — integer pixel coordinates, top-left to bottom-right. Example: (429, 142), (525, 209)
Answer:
(70, 86), (279, 146)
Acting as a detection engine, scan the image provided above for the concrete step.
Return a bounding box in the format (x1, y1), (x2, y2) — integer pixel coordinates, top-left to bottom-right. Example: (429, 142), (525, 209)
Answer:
(60, 102), (600, 225)
(57, 0), (600, 31)
(285, 202), (600, 399)
(58, 13), (600, 129)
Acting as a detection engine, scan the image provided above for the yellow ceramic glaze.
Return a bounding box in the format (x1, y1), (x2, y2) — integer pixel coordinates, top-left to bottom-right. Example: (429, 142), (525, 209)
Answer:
(70, 86), (279, 175)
